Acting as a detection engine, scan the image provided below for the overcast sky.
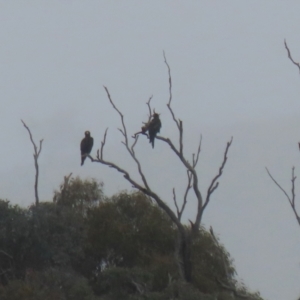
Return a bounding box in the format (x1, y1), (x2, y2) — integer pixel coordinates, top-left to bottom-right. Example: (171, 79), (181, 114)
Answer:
(1, 2), (300, 299)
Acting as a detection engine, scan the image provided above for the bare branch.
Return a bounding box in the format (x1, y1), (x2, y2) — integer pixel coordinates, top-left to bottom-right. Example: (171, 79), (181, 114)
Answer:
(156, 135), (203, 229)
(98, 59), (233, 282)
(284, 39), (300, 74)
(179, 120), (183, 155)
(129, 141), (151, 190)
(89, 154), (184, 232)
(163, 51), (180, 129)
(102, 86), (151, 191)
(21, 120), (43, 206)
(146, 95), (153, 122)
(103, 86), (128, 145)
(163, 52), (184, 155)
(266, 166), (300, 226)
(131, 279), (146, 295)
(173, 188), (180, 218)
(193, 134), (202, 167)
(178, 170), (193, 221)
(0, 250), (13, 260)
(266, 167), (292, 204)
(163, 52), (173, 108)
(131, 135), (139, 150)
(100, 128), (108, 160)
(292, 167), (296, 207)
(198, 137), (233, 224)
(132, 96), (154, 139)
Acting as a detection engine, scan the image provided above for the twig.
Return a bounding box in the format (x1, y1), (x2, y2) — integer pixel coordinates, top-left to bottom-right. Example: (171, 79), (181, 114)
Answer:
(179, 170), (192, 221)
(284, 39), (300, 74)
(173, 188), (180, 218)
(163, 52), (183, 154)
(103, 86), (127, 141)
(163, 51), (177, 124)
(0, 250), (13, 260)
(21, 120), (43, 206)
(146, 95), (153, 122)
(132, 96), (154, 139)
(193, 134), (202, 167)
(100, 128), (108, 159)
(266, 166), (300, 226)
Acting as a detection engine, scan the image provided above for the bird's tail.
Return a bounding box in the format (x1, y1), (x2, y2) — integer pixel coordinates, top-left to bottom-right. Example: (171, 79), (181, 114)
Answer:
(151, 138), (155, 148)
(81, 155), (86, 166)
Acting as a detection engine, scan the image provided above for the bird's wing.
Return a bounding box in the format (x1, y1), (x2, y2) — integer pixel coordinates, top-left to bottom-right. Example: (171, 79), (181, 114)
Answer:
(89, 137), (94, 152)
(80, 138), (86, 152)
(152, 119), (161, 132)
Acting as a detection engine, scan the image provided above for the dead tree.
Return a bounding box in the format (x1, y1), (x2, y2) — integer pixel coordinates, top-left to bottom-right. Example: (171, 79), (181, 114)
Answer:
(21, 120), (43, 206)
(88, 55), (233, 282)
(265, 41), (300, 228)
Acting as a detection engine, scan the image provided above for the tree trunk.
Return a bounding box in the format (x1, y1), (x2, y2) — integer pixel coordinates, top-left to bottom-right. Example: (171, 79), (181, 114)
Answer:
(176, 228), (192, 282)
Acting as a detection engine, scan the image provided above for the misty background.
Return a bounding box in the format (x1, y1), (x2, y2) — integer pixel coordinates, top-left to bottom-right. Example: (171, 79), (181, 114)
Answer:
(0, 2), (300, 299)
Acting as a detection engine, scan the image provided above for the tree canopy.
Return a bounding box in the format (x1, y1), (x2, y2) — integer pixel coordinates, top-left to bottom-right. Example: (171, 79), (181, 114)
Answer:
(0, 177), (263, 300)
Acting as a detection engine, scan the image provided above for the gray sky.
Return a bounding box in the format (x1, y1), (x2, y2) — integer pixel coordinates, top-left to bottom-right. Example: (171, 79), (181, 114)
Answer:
(1, 2), (300, 299)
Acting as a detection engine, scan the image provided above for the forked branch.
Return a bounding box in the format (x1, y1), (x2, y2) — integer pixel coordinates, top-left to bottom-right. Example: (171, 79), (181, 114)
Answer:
(266, 167), (300, 226)
(193, 135), (202, 167)
(163, 52), (184, 155)
(21, 120), (43, 206)
(93, 87), (186, 232)
(162, 55), (231, 227)
(163, 52), (178, 126)
(201, 137), (233, 212)
(102, 87), (150, 189)
(91, 150), (183, 231)
(92, 58), (233, 282)
(99, 128), (108, 160)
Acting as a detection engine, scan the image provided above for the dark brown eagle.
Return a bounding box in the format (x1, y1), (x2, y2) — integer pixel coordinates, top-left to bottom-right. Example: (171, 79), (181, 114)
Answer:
(80, 131), (94, 166)
(147, 113), (161, 148)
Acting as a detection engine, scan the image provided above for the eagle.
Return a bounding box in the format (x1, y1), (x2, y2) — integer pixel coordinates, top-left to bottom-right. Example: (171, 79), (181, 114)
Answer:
(148, 113), (161, 148)
(80, 131), (94, 166)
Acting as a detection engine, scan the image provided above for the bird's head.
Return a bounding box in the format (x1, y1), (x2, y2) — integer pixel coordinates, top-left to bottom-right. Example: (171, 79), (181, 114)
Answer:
(85, 131), (91, 137)
(152, 113), (160, 119)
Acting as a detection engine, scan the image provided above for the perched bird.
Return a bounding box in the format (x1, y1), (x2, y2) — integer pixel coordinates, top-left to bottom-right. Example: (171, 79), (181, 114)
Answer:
(298, 142), (300, 151)
(148, 113), (161, 148)
(80, 131), (94, 166)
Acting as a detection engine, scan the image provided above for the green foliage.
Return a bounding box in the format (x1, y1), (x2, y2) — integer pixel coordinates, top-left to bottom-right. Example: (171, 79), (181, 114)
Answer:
(191, 227), (236, 293)
(27, 202), (87, 271)
(86, 192), (176, 272)
(94, 267), (153, 299)
(0, 199), (30, 281)
(0, 177), (264, 300)
(53, 176), (104, 211)
(0, 268), (99, 300)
